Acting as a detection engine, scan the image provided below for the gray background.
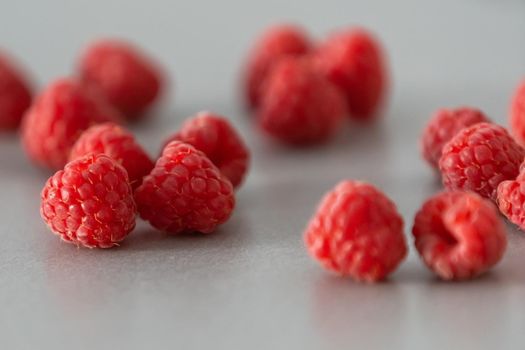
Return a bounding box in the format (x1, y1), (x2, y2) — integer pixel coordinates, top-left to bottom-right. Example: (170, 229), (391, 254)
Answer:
(1, 0), (525, 349)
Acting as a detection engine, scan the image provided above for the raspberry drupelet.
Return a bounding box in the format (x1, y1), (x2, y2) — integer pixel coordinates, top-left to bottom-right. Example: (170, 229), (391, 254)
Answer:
(315, 28), (387, 122)
(439, 122), (525, 201)
(243, 24), (312, 110)
(420, 107), (489, 169)
(21, 78), (122, 170)
(412, 191), (507, 280)
(304, 180), (407, 283)
(41, 154), (137, 248)
(135, 141), (235, 234)
(510, 80), (525, 146)
(78, 39), (164, 120)
(70, 122), (154, 189)
(0, 51), (32, 130)
(162, 112), (250, 188)
(258, 56), (346, 145)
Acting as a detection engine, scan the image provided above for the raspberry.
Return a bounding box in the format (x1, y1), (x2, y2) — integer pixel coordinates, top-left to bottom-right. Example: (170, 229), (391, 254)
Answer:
(304, 180), (407, 282)
(41, 154), (136, 248)
(21, 78), (121, 170)
(439, 122), (525, 201)
(243, 24), (312, 110)
(162, 112), (250, 188)
(315, 28), (387, 121)
(510, 80), (525, 146)
(258, 57), (346, 145)
(70, 122), (154, 189)
(412, 191), (507, 280)
(497, 162), (525, 231)
(135, 141), (235, 234)
(0, 51), (32, 130)
(78, 39), (164, 119)
(421, 107), (489, 168)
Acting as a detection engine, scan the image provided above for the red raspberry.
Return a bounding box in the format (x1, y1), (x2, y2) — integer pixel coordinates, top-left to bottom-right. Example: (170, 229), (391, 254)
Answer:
(315, 28), (387, 121)
(497, 162), (525, 231)
(41, 154), (137, 248)
(162, 112), (250, 188)
(412, 191), (507, 280)
(243, 24), (312, 110)
(78, 39), (164, 119)
(439, 122), (525, 201)
(258, 57), (346, 145)
(135, 141), (235, 234)
(0, 51), (32, 130)
(70, 122), (154, 189)
(421, 107), (489, 168)
(304, 180), (407, 282)
(21, 78), (121, 170)
(510, 80), (525, 146)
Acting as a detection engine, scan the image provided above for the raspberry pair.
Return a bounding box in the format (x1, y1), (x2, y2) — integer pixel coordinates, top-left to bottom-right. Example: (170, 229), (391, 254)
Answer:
(304, 181), (507, 282)
(242, 24), (387, 145)
(41, 112), (249, 248)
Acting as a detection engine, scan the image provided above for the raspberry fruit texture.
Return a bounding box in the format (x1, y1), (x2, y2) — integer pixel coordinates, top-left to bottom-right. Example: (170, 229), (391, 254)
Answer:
(315, 28), (387, 121)
(21, 78), (122, 170)
(421, 107), (489, 169)
(135, 141), (235, 234)
(412, 191), (507, 280)
(78, 39), (164, 119)
(304, 180), (407, 282)
(22, 79), (120, 169)
(243, 24), (312, 110)
(439, 122), (525, 201)
(162, 112), (250, 188)
(70, 122), (154, 189)
(0, 51), (32, 130)
(510, 80), (525, 146)
(41, 154), (137, 248)
(258, 56), (346, 145)
(497, 162), (525, 231)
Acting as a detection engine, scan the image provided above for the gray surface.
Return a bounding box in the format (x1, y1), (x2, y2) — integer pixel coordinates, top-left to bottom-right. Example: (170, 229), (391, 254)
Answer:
(1, 0), (525, 349)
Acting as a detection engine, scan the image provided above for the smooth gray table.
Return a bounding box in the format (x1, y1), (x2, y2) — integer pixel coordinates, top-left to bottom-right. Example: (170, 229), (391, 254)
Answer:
(1, 0), (525, 349)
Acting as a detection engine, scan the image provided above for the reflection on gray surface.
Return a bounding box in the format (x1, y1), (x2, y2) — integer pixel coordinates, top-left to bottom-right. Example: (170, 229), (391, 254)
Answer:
(1, 0), (525, 349)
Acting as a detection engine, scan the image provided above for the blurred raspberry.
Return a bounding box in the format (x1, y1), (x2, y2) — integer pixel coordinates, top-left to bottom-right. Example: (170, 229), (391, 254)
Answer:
(497, 161), (525, 231)
(243, 24), (312, 110)
(78, 39), (164, 119)
(413, 191), (507, 280)
(304, 180), (407, 282)
(21, 78), (122, 170)
(163, 112), (250, 188)
(41, 154), (136, 248)
(135, 141), (235, 234)
(439, 122), (525, 201)
(510, 80), (525, 146)
(0, 51), (32, 130)
(70, 122), (154, 189)
(315, 28), (388, 121)
(421, 107), (489, 168)
(258, 57), (346, 145)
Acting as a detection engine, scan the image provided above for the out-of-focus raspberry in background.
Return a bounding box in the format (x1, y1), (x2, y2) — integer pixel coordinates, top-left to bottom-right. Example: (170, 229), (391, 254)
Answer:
(1, 0), (524, 349)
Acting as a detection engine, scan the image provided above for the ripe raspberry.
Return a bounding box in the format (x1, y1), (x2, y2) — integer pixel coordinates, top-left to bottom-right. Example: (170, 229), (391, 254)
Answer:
(439, 122), (525, 201)
(78, 39), (164, 119)
(315, 28), (387, 121)
(412, 191), (507, 280)
(0, 51), (32, 130)
(510, 80), (525, 146)
(497, 162), (525, 231)
(70, 122), (154, 189)
(41, 154), (137, 248)
(304, 180), (407, 282)
(421, 107), (489, 168)
(21, 78), (121, 170)
(162, 112), (250, 188)
(135, 141), (235, 234)
(243, 24), (312, 110)
(258, 57), (346, 145)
